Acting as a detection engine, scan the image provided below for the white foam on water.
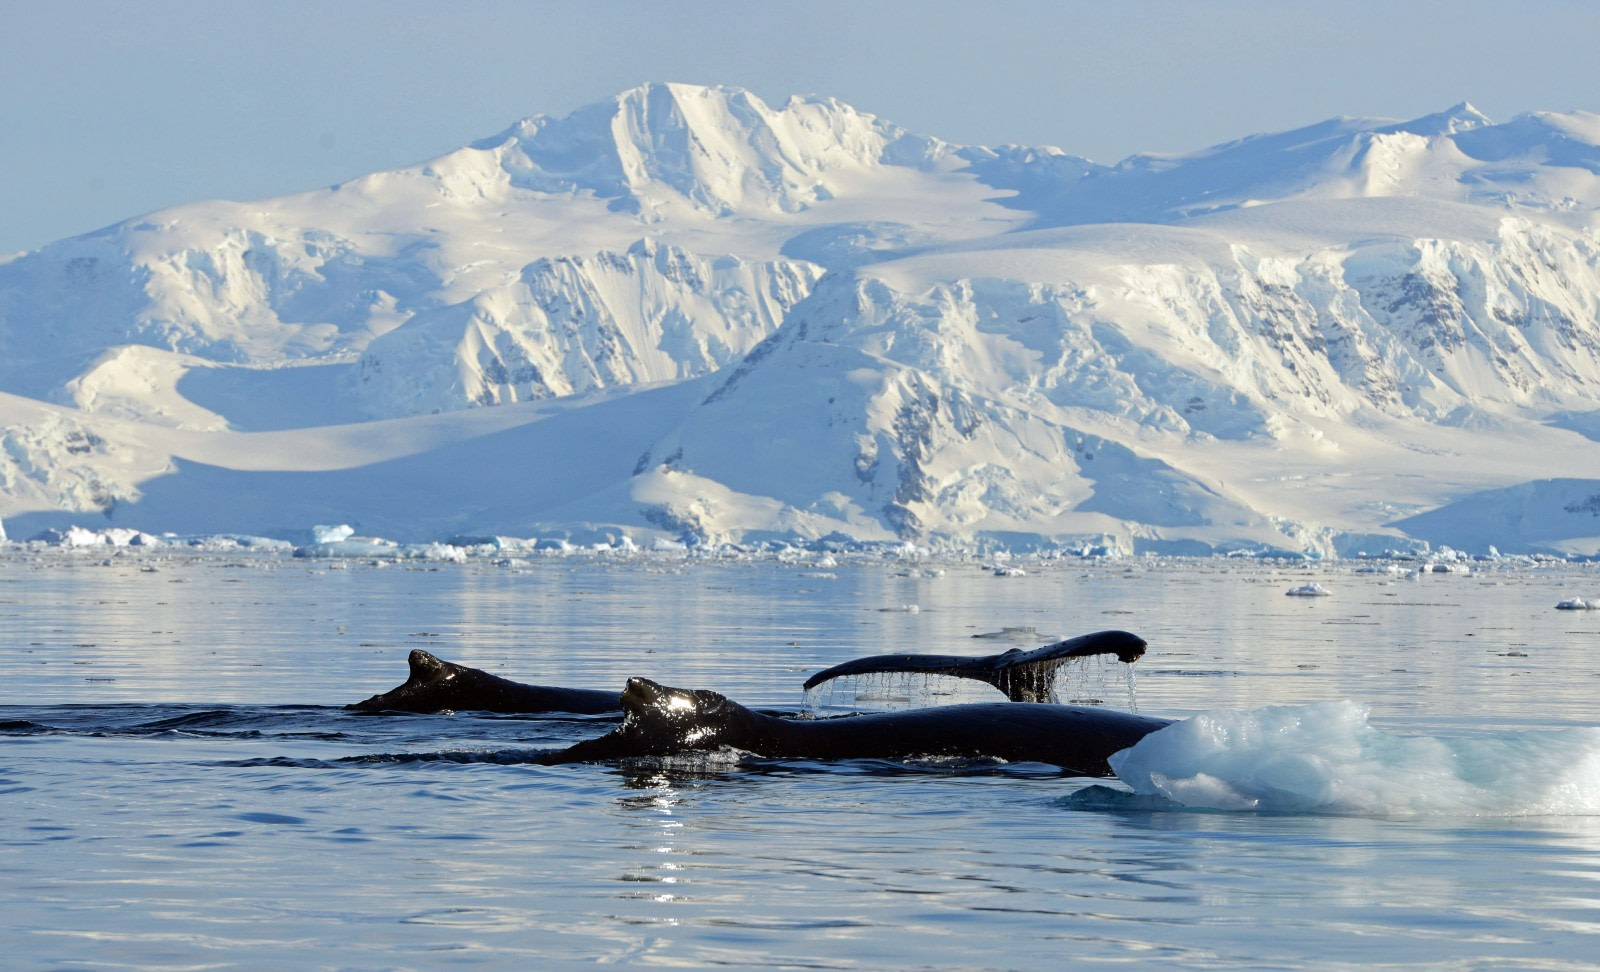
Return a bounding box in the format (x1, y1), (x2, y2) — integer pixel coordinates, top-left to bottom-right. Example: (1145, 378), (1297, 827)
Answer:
(1109, 701), (1600, 816)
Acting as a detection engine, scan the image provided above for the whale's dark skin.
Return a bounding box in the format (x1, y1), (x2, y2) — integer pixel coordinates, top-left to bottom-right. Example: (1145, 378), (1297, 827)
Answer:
(537, 676), (1174, 776)
(802, 629), (1146, 703)
(345, 649), (620, 715)
(351, 630), (1144, 715)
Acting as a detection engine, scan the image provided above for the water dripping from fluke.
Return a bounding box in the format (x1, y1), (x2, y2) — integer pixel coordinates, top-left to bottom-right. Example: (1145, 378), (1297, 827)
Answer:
(800, 633), (1143, 713)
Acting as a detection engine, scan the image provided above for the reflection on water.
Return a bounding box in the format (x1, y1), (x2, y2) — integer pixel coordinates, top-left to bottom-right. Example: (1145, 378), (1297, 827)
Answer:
(4, 548), (1600, 967)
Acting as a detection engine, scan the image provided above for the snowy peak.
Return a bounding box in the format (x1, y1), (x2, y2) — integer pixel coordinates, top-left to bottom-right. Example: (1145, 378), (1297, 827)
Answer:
(1378, 102), (1492, 138)
(468, 82), (933, 215)
(1453, 108), (1600, 174)
(962, 102), (1600, 227)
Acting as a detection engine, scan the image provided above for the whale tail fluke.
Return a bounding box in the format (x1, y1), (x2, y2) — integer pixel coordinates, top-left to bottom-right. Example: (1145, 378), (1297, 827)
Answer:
(801, 629), (1146, 703)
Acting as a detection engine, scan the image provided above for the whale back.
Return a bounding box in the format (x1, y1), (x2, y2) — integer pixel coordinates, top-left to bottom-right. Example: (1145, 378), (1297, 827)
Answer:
(783, 703), (1172, 775)
(346, 650), (619, 714)
(541, 675), (1172, 775)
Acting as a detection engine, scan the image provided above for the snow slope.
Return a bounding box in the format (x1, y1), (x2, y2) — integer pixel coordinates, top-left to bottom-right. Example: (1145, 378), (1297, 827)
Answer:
(5, 83), (1600, 555)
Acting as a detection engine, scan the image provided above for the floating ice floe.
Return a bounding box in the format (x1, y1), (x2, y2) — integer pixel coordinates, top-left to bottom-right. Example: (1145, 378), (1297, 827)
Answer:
(1556, 597), (1600, 611)
(180, 534), (294, 552)
(1286, 582), (1332, 597)
(28, 525), (163, 548)
(1108, 700), (1600, 815)
(993, 566), (1028, 577)
(293, 537), (468, 562)
(311, 524), (355, 544)
(972, 626), (1040, 640)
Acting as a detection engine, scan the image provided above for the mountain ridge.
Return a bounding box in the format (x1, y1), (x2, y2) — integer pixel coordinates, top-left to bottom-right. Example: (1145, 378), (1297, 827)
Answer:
(5, 83), (1600, 556)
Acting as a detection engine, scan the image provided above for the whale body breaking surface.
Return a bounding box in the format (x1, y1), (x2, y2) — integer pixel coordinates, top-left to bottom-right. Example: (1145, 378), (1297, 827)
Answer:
(341, 633), (1600, 816)
(536, 675), (1173, 776)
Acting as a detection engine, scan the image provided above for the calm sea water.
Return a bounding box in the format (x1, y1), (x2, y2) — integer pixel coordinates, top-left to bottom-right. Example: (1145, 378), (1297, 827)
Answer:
(4, 548), (1600, 969)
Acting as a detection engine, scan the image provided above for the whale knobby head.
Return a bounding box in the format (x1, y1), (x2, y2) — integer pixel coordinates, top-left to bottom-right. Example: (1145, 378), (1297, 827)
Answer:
(620, 677), (744, 749)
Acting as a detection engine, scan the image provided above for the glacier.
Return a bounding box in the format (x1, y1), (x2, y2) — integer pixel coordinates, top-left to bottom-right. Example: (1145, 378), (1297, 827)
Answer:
(5, 82), (1600, 556)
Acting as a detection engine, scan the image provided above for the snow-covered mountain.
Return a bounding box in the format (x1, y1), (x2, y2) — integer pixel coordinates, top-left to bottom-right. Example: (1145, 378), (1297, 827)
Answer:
(6, 82), (1600, 556)
(353, 240), (822, 416)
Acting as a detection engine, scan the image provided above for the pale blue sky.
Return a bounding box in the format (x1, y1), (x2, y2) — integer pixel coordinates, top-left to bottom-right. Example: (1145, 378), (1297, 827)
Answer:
(4, 0), (1598, 254)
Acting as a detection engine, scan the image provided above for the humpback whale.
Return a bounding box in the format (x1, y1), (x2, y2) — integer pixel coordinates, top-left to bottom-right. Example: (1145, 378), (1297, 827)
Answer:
(350, 629), (1145, 715)
(537, 676), (1173, 775)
